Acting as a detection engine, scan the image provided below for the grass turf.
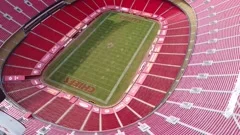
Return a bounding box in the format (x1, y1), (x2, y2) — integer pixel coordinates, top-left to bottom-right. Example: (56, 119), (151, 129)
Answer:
(44, 11), (160, 106)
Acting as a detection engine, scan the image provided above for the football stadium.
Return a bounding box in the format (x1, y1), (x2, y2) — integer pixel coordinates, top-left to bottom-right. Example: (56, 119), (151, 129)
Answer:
(0, 0), (239, 135)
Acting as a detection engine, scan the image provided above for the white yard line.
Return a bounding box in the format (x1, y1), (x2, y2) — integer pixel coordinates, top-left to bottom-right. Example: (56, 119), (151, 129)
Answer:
(104, 22), (156, 104)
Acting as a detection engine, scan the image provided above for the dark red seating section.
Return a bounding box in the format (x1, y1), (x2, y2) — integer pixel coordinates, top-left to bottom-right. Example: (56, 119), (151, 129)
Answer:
(84, 112), (99, 131)
(155, 2), (173, 15)
(13, 43), (46, 61)
(83, 0), (99, 10)
(117, 107), (139, 126)
(115, 0), (122, 6)
(6, 55), (37, 68)
(32, 24), (63, 43)
(58, 105), (90, 130)
(160, 45), (188, 53)
(42, 17), (73, 35)
(3, 66), (33, 76)
(132, 0), (149, 11)
(128, 98), (153, 117)
(149, 64), (180, 78)
(144, 0), (162, 13)
(104, 0), (115, 6)
(36, 97), (72, 123)
(143, 76), (174, 91)
(62, 6), (87, 21)
(155, 54), (185, 65)
(3, 80), (33, 92)
(121, 0), (135, 8)
(134, 87), (165, 106)
(164, 36), (189, 43)
(102, 114), (120, 130)
(74, 0), (95, 15)
(93, 0), (106, 8)
(53, 10), (81, 28)
(24, 33), (55, 51)
(8, 87), (40, 102)
(19, 91), (54, 112)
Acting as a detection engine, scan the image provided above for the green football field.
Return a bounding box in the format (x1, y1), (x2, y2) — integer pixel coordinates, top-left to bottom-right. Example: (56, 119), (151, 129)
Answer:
(44, 11), (159, 106)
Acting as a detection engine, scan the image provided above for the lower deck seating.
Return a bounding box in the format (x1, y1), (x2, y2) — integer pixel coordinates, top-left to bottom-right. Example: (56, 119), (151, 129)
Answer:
(116, 107), (139, 126)
(58, 105), (90, 129)
(13, 43), (46, 61)
(128, 98), (153, 117)
(53, 10), (80, 28)
(155, 54), (185, 65)
(93, 0), (106, 8)
(36, 97), (72, 123)
(3, 80), (33, 92)
(134, 87), (165, 106)
(19, 91), (54, 112)
(74, 0), (95, 15)
(160, 45), (188, 53)
(8, 87), (40, 102)
(102, 113), (120, 130)
(3, 66), (33, 76)
(149, 64), (180, 78)
(6, 55), (37, 68)
(131, 0), (149, 11)
(121, 0), (135, 8)
(104, 0), (115, 6)
(24, 33), (55, 51)
(83, 112), (99, 131)
(42, 16), (73, 35)
(143, 75), (174, 92)
(82, 0), (99, 10)
(32, 24), (63, 43)
(163, 36), (189, 43)
(62, 6), (87, 22)
(155, 2), (173, 15)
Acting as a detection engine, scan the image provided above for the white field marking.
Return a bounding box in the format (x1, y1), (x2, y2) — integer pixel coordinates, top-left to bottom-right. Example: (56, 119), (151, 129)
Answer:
(46, 78), (107, 104)
(48, 13), (112, 79)
(105, 22), (157, 104)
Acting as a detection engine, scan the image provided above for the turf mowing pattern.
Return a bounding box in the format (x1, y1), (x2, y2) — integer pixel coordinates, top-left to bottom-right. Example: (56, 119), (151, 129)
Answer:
(44, 11), (159, 105)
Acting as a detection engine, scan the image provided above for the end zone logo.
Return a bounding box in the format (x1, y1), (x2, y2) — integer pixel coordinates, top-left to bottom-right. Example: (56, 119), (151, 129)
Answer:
(64, 77), (95, 93)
